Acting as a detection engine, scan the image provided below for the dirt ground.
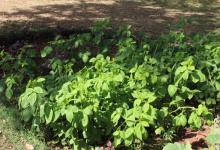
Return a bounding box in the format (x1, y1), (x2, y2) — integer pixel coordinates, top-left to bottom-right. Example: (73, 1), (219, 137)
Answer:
(0, 0), (220, 35)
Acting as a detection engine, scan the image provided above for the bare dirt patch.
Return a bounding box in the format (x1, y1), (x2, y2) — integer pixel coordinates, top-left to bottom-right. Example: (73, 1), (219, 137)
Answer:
(0, 0), (220, 36)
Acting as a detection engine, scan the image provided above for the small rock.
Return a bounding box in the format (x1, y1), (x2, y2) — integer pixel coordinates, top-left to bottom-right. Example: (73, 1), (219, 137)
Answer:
(2, 119), (6, 123)
(106, 140), (112, 147)
(25, 143), (34, 150)
(8, 144), (13, 149)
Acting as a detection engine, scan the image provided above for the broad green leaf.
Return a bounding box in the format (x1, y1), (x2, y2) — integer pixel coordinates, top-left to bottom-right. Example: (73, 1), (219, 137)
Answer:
(0, 87), (3, 93)
(194, 117), (202, 128)
(113, 136), (122, 147)
(33, 87), (44, 94)
(182, 71), (189, 80)
(0, 81), (4, 93)
(45, 108), (53, 124)
(175, 114), (187, 127)
(29, 92), (37, 107)
(134, 125), (142, 140)
(112, 113), (121, 125)
(5, 88), (13, 99)
(21, 108), (33, 122)
(215, 82), (220, 91)
(125, 127), (134, 138)
(41, 46), (53, 58)
(195, 70), (206, 82)
(191, 72), (200, 83)
(188, 112), (202, 129)
(132, 90), (156, 102)
(25, 88), (34, 95)
(217, 92), (220, 99)
(53, 110), (61, 122)
(82, 114), (89, 127)
(19, 94), (29, 108)
(66, 107), (74, 123)
(168, 84), (178, 97)
(197, 104), (208, 116)
(140, 121), (149, 127)
(163, 143), (192, 150)
(125, 114), (136, 127)
(36, 78), (45, 83)
(83, 106), (93, 115)
(151, 75), (158, 84)
(113, 131), (120, 136)
(134, 99), (142, 106)
(188, 66), (195, 71)
(158, 107), (168, 118)
(175, 66), (186, 76)
(206, 98), (216, 105)
(82, 52), (90, 63)
(155, 127), (164, 135)
(161, 75), (168, 83)
(40, 104), (45, 117)
(113, 73), (124, 82)
(142, 103), (150, 112)
(179, 115), (187, 126)
(124, 135), (133, 146)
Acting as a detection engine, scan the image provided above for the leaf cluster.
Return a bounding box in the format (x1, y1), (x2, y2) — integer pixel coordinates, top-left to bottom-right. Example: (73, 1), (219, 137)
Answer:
(1, 20), (220, 149)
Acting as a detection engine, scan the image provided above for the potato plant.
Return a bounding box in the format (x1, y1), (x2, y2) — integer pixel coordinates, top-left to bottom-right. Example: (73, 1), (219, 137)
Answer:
(1, 20), (220, 149)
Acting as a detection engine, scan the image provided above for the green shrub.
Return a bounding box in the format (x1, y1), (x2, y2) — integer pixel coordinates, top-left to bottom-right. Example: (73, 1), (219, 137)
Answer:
(1, 20), (220, 149)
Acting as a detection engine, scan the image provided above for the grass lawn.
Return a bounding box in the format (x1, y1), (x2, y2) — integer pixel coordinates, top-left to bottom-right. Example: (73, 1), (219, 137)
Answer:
(0, 103), (48, 150)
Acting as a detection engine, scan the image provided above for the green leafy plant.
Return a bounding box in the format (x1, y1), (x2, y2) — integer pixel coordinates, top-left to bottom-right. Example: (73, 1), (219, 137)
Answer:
(1, 20), (220, 149)
(163, 142), (192, 150)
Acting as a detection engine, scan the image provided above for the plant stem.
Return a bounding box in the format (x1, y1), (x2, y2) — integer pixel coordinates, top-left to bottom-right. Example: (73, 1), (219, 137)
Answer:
(170, 106), (195, 114)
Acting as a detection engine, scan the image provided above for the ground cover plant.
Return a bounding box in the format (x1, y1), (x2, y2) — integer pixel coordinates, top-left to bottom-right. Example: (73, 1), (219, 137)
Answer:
(163, 128), (220, 150)
(1, 20), (220, 149)
(0, 103), (48, 150)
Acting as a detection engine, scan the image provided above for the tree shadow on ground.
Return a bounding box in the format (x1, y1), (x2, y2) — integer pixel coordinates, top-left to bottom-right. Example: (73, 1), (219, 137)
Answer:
(0, 0), (219, 44)
(148, 0), (218, 11)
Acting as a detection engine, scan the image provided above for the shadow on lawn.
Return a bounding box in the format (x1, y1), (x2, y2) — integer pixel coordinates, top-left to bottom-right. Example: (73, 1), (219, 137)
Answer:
(0, 0), (219, 44)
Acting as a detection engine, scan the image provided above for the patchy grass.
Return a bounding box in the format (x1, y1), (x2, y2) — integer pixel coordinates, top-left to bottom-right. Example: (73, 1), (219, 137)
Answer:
(0, 103), (48, 150)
